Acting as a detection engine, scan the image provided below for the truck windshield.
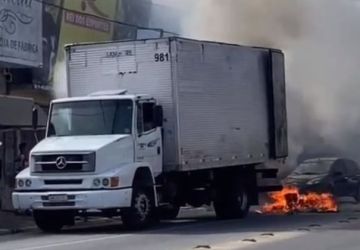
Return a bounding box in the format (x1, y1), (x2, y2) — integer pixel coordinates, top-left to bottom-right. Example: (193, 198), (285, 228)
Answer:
(48, 100), (133, 137)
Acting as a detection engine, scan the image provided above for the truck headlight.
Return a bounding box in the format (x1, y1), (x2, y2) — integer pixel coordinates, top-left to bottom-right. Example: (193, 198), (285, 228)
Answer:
(17, 179), (24, 188)
(25, 179), (32, 187)
(102, 178), (110, 187)
(93, 177), (120, 188)
(93, 178), (101, 187)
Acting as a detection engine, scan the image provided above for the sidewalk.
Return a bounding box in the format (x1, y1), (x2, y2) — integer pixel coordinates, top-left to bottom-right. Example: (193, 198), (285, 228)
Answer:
(0, 211), (35, 235)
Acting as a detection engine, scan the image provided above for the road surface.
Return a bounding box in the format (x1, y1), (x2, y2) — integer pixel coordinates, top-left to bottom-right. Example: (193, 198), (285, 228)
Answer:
(0, 203), (359, 250)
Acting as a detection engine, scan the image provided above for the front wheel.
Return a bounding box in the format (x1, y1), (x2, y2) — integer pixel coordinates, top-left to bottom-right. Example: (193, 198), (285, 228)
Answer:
(214, 186), (250, 220)
(122, 188), (156, 229)
(354, 185), (360, 203)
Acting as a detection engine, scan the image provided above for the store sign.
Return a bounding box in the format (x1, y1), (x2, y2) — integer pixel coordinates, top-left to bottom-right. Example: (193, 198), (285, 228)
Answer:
(64, 10), (111, 33)
(0, 0), (43, 67)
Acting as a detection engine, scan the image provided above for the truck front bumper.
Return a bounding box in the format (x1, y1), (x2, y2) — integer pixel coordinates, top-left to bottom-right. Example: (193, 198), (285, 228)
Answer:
(12, 188), (132, 211)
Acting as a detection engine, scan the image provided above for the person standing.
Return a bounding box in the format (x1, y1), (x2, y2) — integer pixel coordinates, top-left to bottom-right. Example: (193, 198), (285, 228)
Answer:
(15, 143), (28, 175)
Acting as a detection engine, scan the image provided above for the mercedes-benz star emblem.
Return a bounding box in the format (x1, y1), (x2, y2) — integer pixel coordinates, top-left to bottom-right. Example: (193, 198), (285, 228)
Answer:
(55, 156), (67, 170)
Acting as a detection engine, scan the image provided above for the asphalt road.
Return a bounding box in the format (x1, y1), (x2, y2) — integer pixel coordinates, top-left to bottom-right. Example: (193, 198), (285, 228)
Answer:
(0, 202), (360, 250)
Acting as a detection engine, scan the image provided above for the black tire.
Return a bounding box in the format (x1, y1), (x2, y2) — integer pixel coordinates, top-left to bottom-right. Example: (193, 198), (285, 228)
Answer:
(158, 205), (180, 220)
(122, 188), (156, 229)
(214, 186), (250, 220)
(33, 210), (72, 233)
(354, 185), (360, 203)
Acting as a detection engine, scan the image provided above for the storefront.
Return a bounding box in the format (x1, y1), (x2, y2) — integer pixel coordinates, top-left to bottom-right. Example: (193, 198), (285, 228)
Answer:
(0, 96), (47, 210)
(0, 0), (44, 210)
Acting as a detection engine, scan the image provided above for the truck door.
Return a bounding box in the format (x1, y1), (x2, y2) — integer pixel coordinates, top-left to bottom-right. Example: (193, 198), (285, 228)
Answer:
(136, 101), (163, 177)
(268, 50), (288, 159)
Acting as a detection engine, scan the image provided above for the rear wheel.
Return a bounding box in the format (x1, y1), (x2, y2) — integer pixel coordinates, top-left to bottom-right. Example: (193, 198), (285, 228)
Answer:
(33, 210), (73, 233)
(122, 188), (156, 229)
(214, 185), (250, 220)
(354, 185), (360, 203)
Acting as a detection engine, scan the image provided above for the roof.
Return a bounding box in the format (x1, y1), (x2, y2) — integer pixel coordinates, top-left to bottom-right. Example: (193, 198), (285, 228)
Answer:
(52, 94), (152, 104)
(65, 36), (282, 53)
(0, 95), (47, 127)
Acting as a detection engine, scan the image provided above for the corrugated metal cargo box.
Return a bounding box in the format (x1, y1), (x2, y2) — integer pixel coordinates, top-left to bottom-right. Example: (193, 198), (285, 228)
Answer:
(65, 37), (287, 172)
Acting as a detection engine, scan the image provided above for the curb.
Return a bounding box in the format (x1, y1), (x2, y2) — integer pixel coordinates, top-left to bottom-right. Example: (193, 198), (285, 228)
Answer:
(0, 226), (36, 236)
(0, 228), (24, 236)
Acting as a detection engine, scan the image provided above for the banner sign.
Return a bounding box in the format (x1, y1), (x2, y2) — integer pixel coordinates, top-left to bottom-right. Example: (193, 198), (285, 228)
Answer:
(0, 0), (43, 67)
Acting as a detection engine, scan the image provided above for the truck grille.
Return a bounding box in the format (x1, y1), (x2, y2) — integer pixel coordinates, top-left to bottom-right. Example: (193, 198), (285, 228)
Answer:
(33, 153), (95, 173)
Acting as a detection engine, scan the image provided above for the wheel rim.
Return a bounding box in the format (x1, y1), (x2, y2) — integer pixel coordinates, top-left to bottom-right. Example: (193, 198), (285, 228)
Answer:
(135, 193), (150, 221)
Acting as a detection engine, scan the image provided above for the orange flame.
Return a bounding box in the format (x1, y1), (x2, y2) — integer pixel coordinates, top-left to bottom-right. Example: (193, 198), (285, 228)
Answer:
(262, 186), (338, 214)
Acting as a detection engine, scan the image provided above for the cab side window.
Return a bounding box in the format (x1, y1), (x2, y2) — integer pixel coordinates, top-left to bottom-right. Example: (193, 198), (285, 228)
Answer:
(137, 102), (156, 134)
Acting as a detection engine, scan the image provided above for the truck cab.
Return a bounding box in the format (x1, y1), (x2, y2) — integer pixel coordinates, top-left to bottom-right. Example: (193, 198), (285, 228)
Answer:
(13, 91), (164, 231)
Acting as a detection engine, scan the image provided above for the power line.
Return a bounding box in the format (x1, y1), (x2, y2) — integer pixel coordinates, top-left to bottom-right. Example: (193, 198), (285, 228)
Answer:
(34, 0), (177, 35)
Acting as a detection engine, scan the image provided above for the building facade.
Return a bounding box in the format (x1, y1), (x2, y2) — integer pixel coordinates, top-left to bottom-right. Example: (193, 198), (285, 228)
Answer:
(0, 0), (152, 210)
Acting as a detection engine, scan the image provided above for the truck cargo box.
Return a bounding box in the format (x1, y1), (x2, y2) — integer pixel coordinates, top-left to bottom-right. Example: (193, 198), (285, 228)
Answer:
(65, 37), (287, 172)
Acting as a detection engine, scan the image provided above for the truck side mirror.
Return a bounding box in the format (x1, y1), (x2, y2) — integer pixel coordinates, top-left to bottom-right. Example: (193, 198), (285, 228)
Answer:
(154, 105), (163, 127)
(32, 107), (38, 130)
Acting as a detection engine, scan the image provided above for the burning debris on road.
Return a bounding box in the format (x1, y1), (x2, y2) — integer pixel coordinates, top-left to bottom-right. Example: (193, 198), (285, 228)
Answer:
(261, 187), (338, 214)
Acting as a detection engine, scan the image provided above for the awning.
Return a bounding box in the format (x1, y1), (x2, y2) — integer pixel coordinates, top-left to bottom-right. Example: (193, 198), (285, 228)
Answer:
(0, 95), (47, 127)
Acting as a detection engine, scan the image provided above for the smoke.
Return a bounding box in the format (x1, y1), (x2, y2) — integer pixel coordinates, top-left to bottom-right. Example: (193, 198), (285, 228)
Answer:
(151, 0), (360, 164)
(53, 60), (67, 99)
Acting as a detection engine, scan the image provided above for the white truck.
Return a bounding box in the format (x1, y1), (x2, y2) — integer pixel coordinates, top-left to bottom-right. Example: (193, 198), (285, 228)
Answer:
(12, 37), (288, 231)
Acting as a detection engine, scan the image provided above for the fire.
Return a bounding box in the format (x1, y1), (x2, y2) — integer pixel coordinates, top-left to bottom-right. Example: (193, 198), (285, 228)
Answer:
(262, 186), (338, 214)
